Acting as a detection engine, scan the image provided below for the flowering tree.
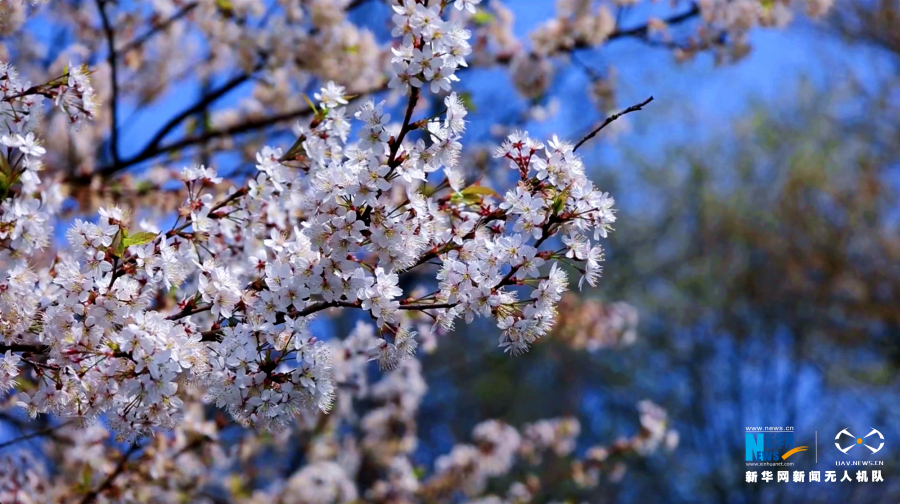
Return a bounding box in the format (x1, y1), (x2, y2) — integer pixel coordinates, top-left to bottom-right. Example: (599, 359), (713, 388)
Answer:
(0, 0), (828, 502)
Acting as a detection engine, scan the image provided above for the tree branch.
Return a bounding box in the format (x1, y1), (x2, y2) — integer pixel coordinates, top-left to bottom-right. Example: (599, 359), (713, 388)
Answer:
(0, 343), (46, 354)
(573, 96), (654, 152)
(398, 302), (456, 310)
(0, 420), (74, 450)
(73, 5), (700, 185)
(96, 0), (120, 166)
(388, 87), (420, 168)
(166, 304), (211, 321)
(607, 4), (700, 42)
(117, 2), (200, 55)
(74, 100), (321, 184)
(198, 300), (359, 341)
(80, 443), (141, 504)
(141, 68), (260, 156)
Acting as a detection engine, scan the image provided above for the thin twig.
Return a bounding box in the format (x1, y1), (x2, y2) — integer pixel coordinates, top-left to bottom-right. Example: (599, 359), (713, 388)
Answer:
(80, 442), (141, 504)
(0, 343), (46, 354)
(0, 421), (73, 450)
(77, 6), (699, 184)
(117, 2), (200, 55)
(96, 0), (120, 165)
(608, 4), (699, 41)
(77, 101), (318, 183)
(388, 87), (420, 168)
(573, 96), (654, 152)
(398, 302), (456, 310)
(141, 67), (260, 153)
(166, 304), (211, 321)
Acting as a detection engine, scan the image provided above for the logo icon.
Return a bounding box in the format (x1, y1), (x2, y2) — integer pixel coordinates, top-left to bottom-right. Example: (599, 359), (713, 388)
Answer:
(745, 432), (808, 461)
(835, 428), (884, 454)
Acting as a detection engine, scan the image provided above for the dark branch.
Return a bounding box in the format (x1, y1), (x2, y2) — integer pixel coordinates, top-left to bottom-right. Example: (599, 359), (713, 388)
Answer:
(80, 443), (141, 504)
(0, 343), (46, 354)
(389, 87), (420, 167)
(117, 2), (200, 55)
(96, 0), (120, 166)
(78, 100), (320, 184)
(573, 96), (654, 152)
(140, 69), (258, 155)
(75, 4), (698, 183)
(398, 302), (456, 310)
(0, 421), (74, 450)
(607, 4), (700, 41)
(166, 304), (211, 321)
(198, 300), (359, 341)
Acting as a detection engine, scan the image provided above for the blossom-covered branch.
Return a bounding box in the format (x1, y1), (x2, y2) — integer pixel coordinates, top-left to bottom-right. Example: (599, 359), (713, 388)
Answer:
(2, 0), (618, 438)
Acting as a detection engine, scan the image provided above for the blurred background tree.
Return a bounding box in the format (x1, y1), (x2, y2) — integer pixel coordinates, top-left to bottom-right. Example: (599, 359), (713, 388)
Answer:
(413, 2), (900, 503)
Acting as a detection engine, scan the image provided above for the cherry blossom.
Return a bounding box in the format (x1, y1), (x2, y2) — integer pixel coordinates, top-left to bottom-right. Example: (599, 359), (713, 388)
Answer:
(0, 0), (829, 500)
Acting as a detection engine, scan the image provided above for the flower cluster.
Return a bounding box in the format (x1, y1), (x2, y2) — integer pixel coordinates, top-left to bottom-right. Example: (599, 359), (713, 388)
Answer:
(53, 63), (98, 126)
(552, 294), (639, 352)
(0, 62), (94, 341)
(204, 320), (336, 430)
(419, 403), (677, 501)
(519, 416), (581, 463)
(388, 0), (473, 93)
(1, 0), (619, 440)
(434, 132), (616, 355)
(0, 349), (21, 392)
(0, 405), (224, 503)
(0, 391), (673, 503)
(573, 400), (680, 486)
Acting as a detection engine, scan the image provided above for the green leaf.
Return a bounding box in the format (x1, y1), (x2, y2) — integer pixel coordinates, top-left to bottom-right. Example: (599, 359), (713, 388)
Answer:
(472, 9), (494, 25)
(552, 188), (570, 215)
(111, 232), (125, 258)
(301, 93), (318, 114)
(458, 91), (476, 113)
(123, 231), (157, 247)
(108, 181), (123, 196)
(452, 184), (500, 205)
(79, 463), (93, 491)
(0, 156), (10, 196)
(135, 180), (154, 195)
(281, 134), (308, 161)
(460, 185), (499, 198)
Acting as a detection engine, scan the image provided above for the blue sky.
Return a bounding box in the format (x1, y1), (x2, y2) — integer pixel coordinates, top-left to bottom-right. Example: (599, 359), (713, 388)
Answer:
(100, 1), (898, 179)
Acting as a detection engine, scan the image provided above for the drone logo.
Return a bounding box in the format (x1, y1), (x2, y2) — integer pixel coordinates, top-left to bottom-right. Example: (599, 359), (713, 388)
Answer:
(835, 428), (884, 454)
